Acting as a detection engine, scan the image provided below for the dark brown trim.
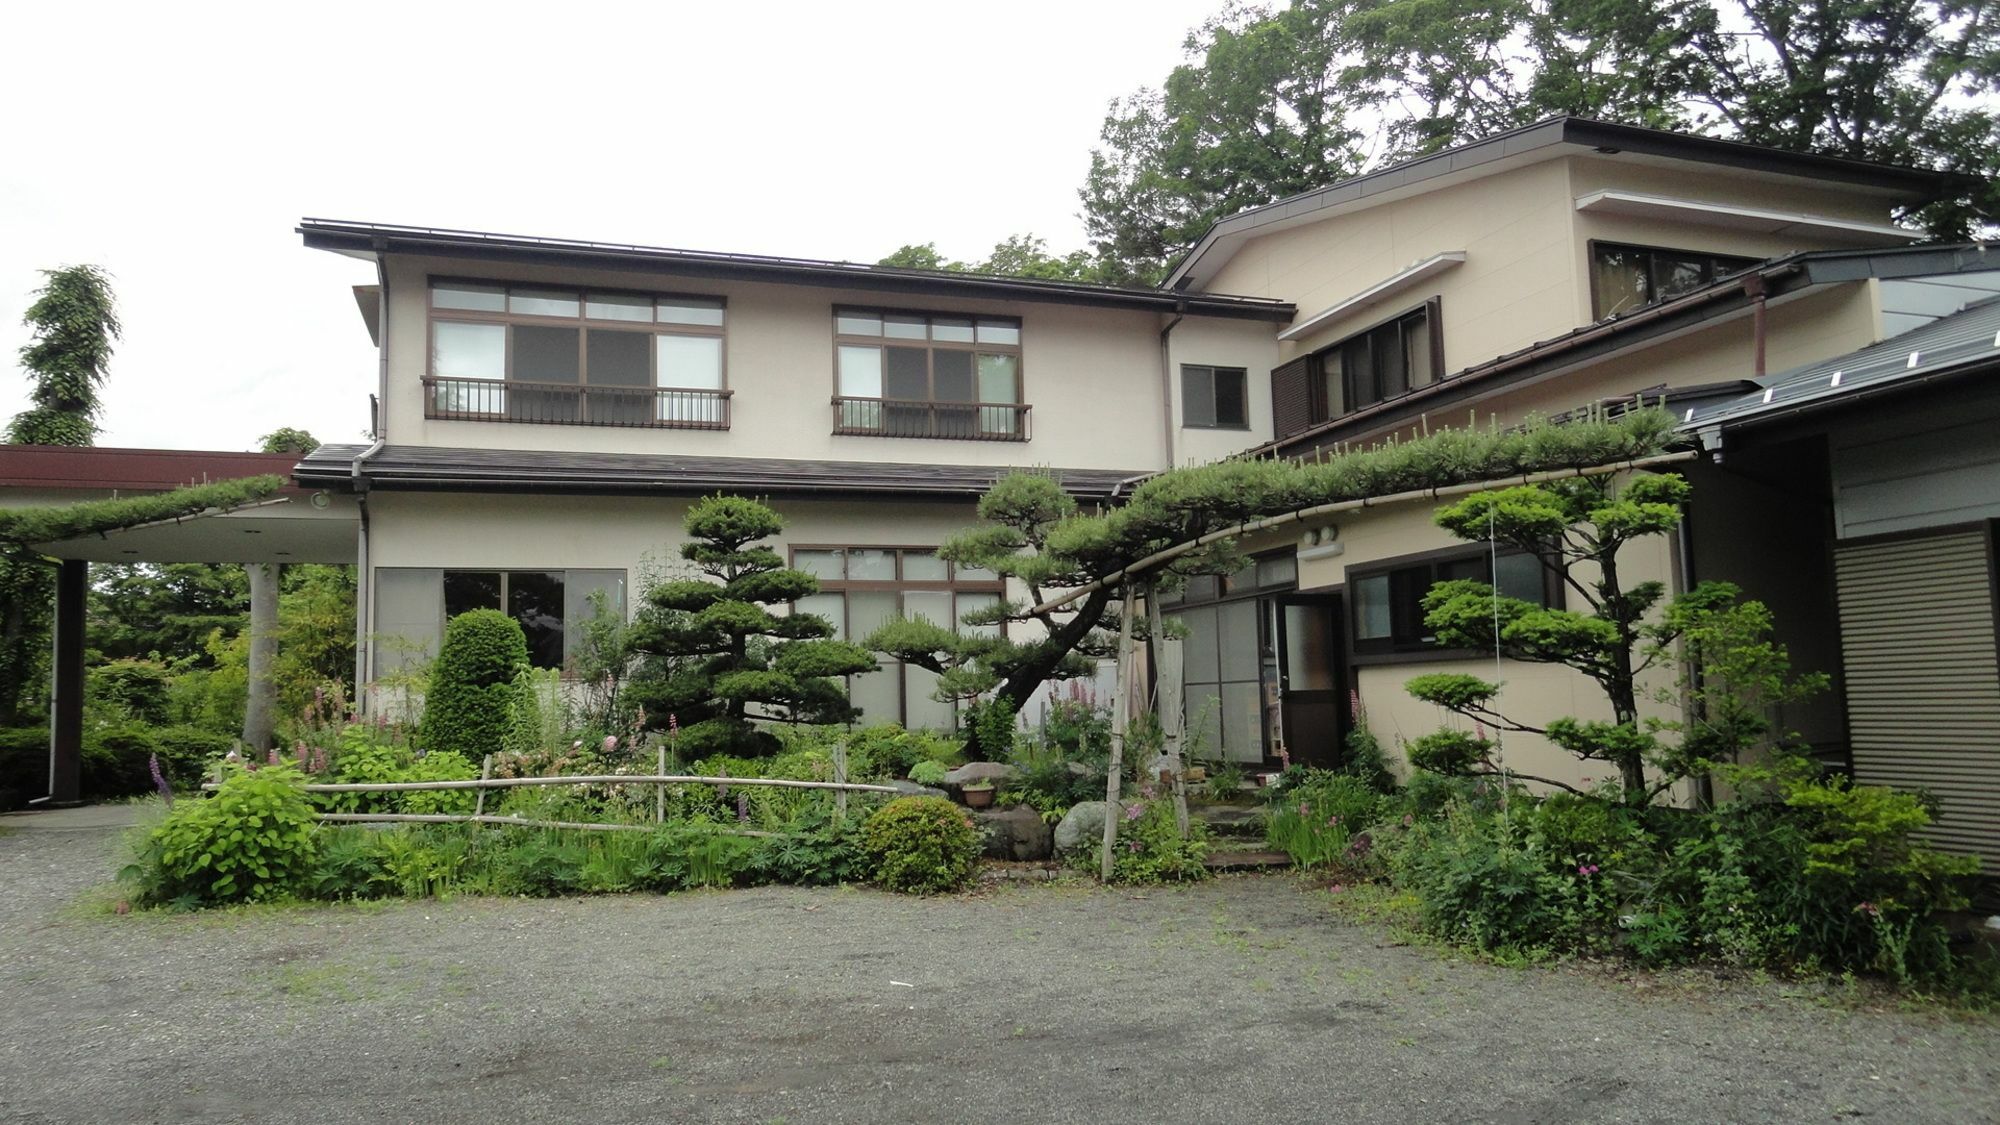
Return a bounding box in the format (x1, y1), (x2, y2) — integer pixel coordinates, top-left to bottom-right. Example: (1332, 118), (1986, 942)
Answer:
(302, 220), (1297, 322)
(1586, 239), (1762, 321)
(0, 445), (308, 494)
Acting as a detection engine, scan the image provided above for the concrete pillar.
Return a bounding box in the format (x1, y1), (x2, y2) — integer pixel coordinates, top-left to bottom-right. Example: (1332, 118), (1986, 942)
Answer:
(242, 562), (280, 750)
(48, 560), (85, 804)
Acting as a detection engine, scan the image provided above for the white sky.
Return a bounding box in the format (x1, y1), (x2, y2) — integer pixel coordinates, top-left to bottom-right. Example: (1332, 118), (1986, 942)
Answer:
(0, 0), (1222, 450)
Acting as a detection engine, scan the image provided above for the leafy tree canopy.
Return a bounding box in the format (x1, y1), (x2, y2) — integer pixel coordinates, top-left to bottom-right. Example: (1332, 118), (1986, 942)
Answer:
(877, 234), (1114, 283)
(627, 495), (878, 756)
(1083, 0), (2000, 281)
(258, 427), (319, 454)
(9, 264), (120, 446)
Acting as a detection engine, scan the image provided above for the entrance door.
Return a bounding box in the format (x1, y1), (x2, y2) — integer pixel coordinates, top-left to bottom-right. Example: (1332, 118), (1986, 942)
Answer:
(1271, 595), (1345, 767)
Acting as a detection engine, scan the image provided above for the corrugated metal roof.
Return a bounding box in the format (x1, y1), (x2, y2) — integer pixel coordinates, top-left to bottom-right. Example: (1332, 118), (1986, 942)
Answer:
(1683, 295), (2000, 431)
(296, 444), (1147, 500)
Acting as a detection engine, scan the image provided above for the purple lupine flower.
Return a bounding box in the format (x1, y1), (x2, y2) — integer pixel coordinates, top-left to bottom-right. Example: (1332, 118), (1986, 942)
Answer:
(1123, 803), (1143, 821)
(602, 735), (619, 755)
(148, 753), (173, 808)
(735, 794), (750, 824)
(267, 748), (281, 767)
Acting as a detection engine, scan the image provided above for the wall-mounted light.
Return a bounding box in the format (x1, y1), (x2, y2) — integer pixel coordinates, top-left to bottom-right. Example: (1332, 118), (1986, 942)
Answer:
(1299, 523), (1343, 561)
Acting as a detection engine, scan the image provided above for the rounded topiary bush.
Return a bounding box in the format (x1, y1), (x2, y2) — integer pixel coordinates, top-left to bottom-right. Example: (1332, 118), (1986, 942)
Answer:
(862, 796), (980, 894)
(420, 609), (528, 761)
(142, 764), (319, 904)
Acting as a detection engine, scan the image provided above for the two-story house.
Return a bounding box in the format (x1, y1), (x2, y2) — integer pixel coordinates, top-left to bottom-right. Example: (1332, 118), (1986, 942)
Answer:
(294, 116), (2000, 857)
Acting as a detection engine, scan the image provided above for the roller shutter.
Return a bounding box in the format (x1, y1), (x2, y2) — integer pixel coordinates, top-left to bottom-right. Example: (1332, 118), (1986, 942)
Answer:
(1833, 529), (2000, 865)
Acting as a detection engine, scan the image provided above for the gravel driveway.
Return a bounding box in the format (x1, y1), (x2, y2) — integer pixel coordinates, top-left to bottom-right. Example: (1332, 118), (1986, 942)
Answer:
(2, 810), (1996, 1125)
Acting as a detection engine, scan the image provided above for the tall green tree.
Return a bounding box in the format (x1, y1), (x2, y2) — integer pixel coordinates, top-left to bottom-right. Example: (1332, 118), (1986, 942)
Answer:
(89, 563), (249, 665)
(1085, 0), (2000, 281)
(9, 265), (120, 446)
(2, 265), (121, 723)
(878, 235), (1111, 282)
(627, 496), (878, 756)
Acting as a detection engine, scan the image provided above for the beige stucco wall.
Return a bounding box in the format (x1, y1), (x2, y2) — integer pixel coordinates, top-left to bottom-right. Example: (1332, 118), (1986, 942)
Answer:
(1165, 316), (1282, 466)
(1209, 160), (1582, 379)
(1287, 488), (1684, 796)
(376, 255), (1278, 474)
(1196, 154), (1900, 392)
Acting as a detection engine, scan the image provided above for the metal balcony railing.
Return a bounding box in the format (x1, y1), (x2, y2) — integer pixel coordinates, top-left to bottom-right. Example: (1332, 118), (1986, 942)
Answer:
(830, 396), (1031, 441)
(423, 377), (731, 430)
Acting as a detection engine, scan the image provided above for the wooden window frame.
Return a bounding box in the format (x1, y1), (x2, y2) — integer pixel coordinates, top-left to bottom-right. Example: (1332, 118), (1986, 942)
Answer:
(1345, 543), (1563, 665)
(830, 306), (1029, 440)
(1181, 364), (1250, 430)
(1307, 298), (1443, 424)
(788, 545), (1008, 728)
(425, 277), (730, 426)
(1587, 240), (1762, 320)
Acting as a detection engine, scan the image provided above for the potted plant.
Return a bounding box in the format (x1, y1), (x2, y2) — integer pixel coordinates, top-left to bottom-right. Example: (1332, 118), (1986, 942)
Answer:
(961, 781), (996, 809)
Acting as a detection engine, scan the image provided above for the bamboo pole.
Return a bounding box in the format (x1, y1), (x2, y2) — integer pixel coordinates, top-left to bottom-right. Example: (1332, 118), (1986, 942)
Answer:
(1147, 584), (1190, 840)
(316, 812), (776, 837)
(474, 754), (493, 818)
(1026, 451), (1697, 615)
(1099, 588), (1136, 882)
(655, 742), (667, 825)
(205, 774), (901, 795)
(832, 738), (849, 821)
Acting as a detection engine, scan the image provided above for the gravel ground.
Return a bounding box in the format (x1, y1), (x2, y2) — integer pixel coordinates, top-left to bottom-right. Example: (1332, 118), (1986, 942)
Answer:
(2, 813), (1997, 1125)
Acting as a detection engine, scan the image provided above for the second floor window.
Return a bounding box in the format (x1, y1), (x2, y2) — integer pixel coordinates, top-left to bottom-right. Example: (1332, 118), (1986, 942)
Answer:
(1311, 300), (1440, 423)
(832, 308), (1027, 440)
(428, 281), (729, 429)
(1182, 364), (1248, 429)
(1591, 242), (1760, 319)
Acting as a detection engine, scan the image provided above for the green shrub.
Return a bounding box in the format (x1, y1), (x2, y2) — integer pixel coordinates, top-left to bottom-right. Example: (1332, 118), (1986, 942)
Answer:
(420, 609), (527, 760)
(1095, 799), (1209, 884)
(151, 725), (233, 790)
(1266, 771), (1386, 869)
(842, 724), (962, 780)
(89, 659), (172, 724)
(862, 796), (980, 894)
(1339, 722), (1398, 793)
(401, 750), (478, 816)
(908, 760), (949, 786)
(133, 764), (319, 904)
(0, 726), (46, 809)
(325, 724), (412, 813)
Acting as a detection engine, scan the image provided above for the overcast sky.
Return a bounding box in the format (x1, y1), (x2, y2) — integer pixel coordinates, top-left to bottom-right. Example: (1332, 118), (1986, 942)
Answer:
(0, 0), (1224, 451)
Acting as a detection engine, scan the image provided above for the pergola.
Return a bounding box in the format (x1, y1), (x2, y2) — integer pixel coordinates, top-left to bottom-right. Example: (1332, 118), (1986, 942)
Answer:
(0, 445), (358, 804)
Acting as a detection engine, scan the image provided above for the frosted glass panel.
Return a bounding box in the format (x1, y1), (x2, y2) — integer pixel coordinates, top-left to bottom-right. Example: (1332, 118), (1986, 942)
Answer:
(432, 285), (505, 312)
(847, 549), (895, 580)
(656, 334), (722, 389)
(904, 665), (953, 731)
(836, 310), (882, 336)
(657, 298), (724, 326)
(793, 550), (843, 581)
(794, 593), (845, 639)
(1353, 574), (1392, 639)
(1180, 606), (1219, 683)
(902, 553), (948, 582)
(1218, 600), (1260, 681)
(373, 568), (443, 675)
(845, 591), (898, 639)
(586, 293), (653, 322)
(1220, 681), (1263, 762)
(848, 659), (899, 724)
(509, 289), (580, 317)
(902, 590), (953, 628)
(956, 593), (1000, 637)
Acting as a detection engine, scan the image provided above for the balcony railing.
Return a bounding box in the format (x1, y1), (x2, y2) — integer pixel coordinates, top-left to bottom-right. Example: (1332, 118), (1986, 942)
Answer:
(830, 397), (1031, 441)
(423, 377), (731, 430)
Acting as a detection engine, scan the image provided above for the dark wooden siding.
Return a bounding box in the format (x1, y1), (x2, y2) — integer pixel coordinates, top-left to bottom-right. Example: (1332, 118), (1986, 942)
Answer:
(1270, 357), (1313, 439)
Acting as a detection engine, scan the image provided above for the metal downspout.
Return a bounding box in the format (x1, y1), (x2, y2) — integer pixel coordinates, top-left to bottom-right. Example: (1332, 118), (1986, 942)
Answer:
(352, 254), (391, 709)
(1158, 302), (1186, 469)
(1742, 273), (1769, 378)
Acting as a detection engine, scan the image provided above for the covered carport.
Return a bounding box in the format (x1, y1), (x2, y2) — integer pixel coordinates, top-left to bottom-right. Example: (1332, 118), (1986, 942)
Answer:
(0, 445), (357, 804)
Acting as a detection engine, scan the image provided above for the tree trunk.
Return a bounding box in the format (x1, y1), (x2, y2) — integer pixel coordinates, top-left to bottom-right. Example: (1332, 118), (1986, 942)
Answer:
(242, 562), (281, 750)
(969, 586), (1115, 759)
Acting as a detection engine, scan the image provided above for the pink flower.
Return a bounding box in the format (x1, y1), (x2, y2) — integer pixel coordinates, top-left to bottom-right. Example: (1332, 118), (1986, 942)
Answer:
(1856, 901), (1881, 917)
(1330, 883), (1346, 894)
(1123, 803), (1143, 821)
(602, 735), (619, 754)
(1577, 864), (1600, 877)
(1299, 802), (1310, 816)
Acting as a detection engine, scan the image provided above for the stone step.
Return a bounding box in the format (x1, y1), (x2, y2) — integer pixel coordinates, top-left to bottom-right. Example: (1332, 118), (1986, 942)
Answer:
(1203, 849), (1292, 871)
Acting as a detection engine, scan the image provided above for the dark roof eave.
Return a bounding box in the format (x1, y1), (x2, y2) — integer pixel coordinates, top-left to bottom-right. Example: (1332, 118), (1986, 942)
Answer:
(299, 221), (1296, 323)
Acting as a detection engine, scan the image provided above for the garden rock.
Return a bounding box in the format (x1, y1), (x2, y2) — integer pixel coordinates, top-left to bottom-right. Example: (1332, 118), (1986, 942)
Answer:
(974, 805), (1053, 861)
(1054, 801), (1116, 853)
(889, 780), (948, 799)
(943, 762), (1017, 787)
(1140, 753), (1184, 784)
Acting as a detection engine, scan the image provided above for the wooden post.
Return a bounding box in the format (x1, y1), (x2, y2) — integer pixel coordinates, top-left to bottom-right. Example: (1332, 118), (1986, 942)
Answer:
(1099, 587), (1136, 882)
(655, 741), (667, 824)
(47, 560), (86, 805)
(241, 562), (280, 752)
(1147, 584), (1190, 839)
(832, 738), (849, 821)
(474, 754), (493, 818)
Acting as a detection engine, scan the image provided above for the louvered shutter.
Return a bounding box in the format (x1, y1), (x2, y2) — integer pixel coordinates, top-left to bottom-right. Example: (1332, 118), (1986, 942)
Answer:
(1270, 356), (1313, 439)
(1834, 530), (2000, 866)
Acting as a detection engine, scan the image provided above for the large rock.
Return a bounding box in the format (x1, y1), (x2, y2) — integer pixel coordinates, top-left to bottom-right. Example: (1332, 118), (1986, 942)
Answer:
(974, 805), (1053, 861)
(888, 779), (948, 799)
(1054, 801), (1117, 853)
(943, 761), (1018, 787)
